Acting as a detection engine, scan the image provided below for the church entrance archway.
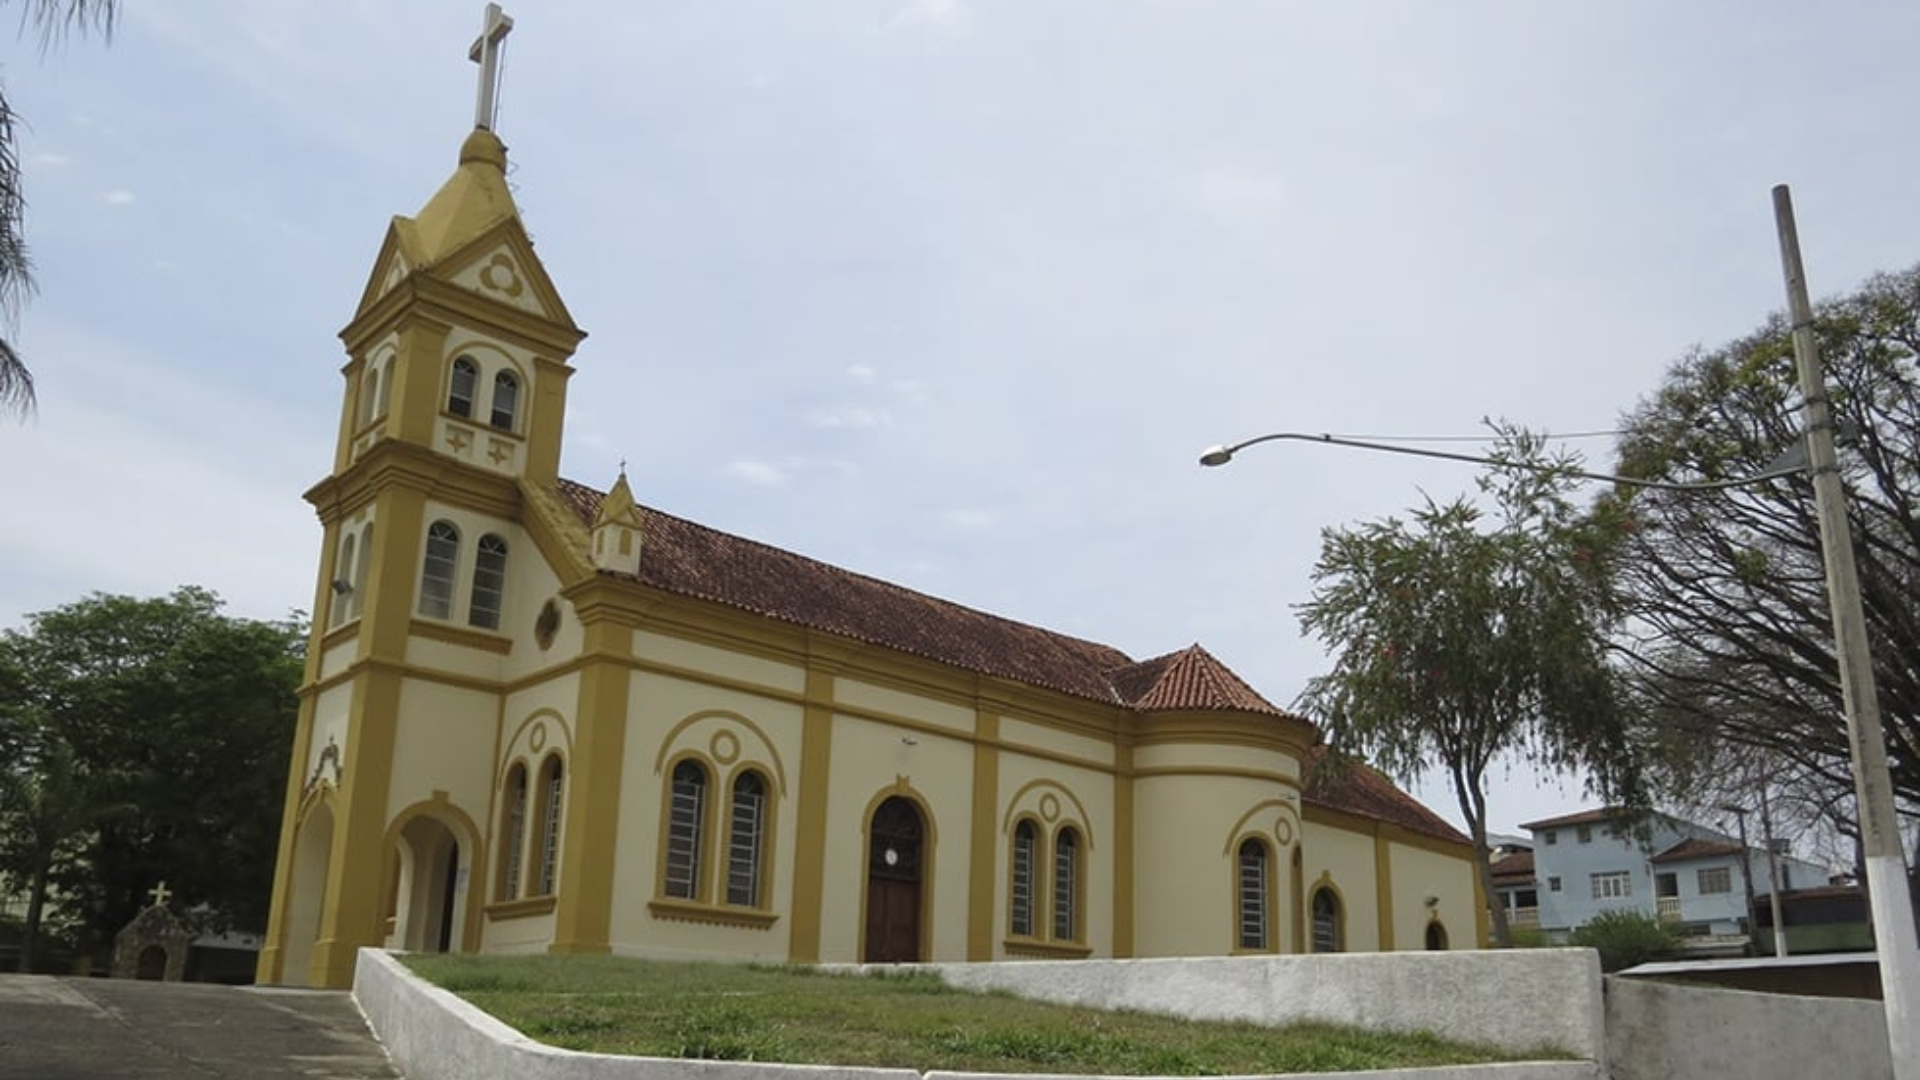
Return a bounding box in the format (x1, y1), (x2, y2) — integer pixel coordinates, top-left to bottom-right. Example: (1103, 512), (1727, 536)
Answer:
(392, 815), (466, 954)
(281, 800), (334, 984)
(135, 945), (167, 980)
(864, 796), (925, 963)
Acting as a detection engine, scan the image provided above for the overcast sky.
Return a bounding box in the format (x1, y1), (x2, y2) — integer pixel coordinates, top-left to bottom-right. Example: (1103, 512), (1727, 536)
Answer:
(5, 2), (1917, 838)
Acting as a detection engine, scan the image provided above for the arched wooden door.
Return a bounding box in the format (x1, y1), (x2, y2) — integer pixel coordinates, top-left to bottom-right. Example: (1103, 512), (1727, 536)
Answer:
(864, 797), (925, 963)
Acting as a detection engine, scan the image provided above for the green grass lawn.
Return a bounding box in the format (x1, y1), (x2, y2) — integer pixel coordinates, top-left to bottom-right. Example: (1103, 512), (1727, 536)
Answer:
(401, 954), (1560, 1075)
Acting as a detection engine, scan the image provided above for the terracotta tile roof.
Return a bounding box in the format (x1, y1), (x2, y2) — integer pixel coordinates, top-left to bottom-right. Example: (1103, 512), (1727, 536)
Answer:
(1651, 838), (1745, 864)
(1107, 645), (1284, 715)
(1490, 849), (1535, 884)
(1302, 748), (1470, 846)
(554, 479), (1289, 714)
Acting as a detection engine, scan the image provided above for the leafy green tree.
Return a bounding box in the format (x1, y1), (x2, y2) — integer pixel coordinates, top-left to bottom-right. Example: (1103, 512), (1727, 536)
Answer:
(0, 0), (119, 415)
(0, 588), (303, 968)
(1296, 428), (1642, 946)
(1608, 265), (1920, 858)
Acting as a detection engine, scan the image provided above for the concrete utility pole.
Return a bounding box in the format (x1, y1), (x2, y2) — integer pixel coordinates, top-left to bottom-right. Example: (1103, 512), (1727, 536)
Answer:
(1773, 184), (1918, 1079)
(1759, 786), (1787, 959)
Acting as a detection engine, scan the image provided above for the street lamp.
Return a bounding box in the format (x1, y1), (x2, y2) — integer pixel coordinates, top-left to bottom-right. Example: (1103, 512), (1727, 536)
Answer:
(1197, 189), (1917, 1079)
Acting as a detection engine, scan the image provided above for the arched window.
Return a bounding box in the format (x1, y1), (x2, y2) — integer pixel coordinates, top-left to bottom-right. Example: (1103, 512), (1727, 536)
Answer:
(1425, 921), (1449, 951)
(1052, 826), (1080, 942)
(490, 370), (519, 431)
(418, 521), (461, 619)
(331, 533), (357, 628)
(663, 760), (707, 901)
(1009, 820), (1037, 937)
(469, 535), (508, 630)
(351, 523), (373, 620)
(499, 764), (528, 901)
(448, 356), (478, 418)
(534, 756), (564, 896)
(359, 364), (382, 428)
(1238, 839), (1270, 950)
(725, 771), (767, 907)
(1311, 887), (1343, 953)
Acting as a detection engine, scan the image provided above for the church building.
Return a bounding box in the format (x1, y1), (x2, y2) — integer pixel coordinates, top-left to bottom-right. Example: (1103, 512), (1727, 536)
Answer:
(257, 14), (1481, 989)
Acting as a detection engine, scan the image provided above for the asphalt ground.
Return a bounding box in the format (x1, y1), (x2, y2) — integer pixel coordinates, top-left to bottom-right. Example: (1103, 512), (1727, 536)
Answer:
(0, 975), (401, 1079)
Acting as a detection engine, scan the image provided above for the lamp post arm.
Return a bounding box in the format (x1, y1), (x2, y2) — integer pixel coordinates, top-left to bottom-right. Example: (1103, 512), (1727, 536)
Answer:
(1199, 431), (1802, 492)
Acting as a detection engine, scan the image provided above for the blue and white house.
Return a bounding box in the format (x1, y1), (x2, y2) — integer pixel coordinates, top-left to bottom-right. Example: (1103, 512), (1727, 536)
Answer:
(1520, 808), (1827, 942)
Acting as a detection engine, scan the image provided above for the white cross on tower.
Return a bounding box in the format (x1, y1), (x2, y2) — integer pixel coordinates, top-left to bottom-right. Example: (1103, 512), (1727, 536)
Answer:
(469, 4), (515, 132)
(147, 880), (172, 907)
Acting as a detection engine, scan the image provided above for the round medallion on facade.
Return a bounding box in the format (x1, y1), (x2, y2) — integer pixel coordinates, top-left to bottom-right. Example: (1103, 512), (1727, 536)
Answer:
(534, 599), (561, 651)
(1039, 794), (1060, 823)
(529, 721), (547, 753)
(710, 730), (741, 765)
(1273, 816), (1294, 846)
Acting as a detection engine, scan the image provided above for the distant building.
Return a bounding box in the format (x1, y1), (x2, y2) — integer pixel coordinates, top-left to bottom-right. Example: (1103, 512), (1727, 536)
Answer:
(1516, 808), (1828, 946)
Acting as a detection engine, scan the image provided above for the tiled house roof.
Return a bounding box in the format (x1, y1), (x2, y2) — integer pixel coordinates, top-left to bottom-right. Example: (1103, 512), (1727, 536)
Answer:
(1651, 838), (1745, 864)
(1520, 806), (1637, 831)
(1490, 849), (1536, 884)
(1303, 748), (1471, 846)
(555, 479), (1289, 715)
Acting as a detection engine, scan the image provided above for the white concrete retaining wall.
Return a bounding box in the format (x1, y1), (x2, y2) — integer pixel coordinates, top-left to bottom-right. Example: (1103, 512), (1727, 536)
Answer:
(354, 948), (1601, 1080)
(900, 951), (1604, 1063)
(1603, 977), (1891, 1080)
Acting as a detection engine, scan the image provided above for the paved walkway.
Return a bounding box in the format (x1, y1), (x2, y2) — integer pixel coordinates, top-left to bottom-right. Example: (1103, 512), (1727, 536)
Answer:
(0, 975), (401, 1079)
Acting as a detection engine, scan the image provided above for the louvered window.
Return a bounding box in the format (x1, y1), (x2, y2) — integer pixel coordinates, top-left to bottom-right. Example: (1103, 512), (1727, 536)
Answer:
(664, 760), (706, 900)
(726, 772), (766, 907)
(1010, 821), (1036, 937)
(1238, 839), (1269, 950)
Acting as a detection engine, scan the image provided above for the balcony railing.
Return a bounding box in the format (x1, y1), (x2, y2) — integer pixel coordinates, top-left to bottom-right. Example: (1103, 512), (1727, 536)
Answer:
(1656, 897), (1683, 923)
(1508, 907), (1540, 929)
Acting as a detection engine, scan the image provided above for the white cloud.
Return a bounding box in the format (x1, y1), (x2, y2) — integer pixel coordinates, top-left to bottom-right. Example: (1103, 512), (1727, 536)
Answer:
(888, 0), (972, 36)
(846, 364), (878, 384)
(102, 189), (136, 206)
(807, 404), (891, 430)
(722, 460), (789, 486)
(30, 151), (72, 167)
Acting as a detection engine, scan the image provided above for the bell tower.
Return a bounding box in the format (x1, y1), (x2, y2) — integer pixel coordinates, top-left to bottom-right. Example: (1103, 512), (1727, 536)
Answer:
(259, 5), (586, 988)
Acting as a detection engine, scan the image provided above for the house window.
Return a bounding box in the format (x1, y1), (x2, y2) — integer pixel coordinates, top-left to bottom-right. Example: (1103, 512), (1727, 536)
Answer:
(663, 760), (706, 901)
(1009, 820), (1036, 937)
(469, 534), (508, 630)
(499, 764), (528, 901)
(1698, 867), (1733, 895)
(448, 356), (478, 418)
(1577, 825), (1593, 844)
(1591, 871), (1633, 900)
(490, 370), (519, 431)
(418, 521), (460, 618)
(1548, 876), (1562, 892)
(534, 756), (564, 896)
(1544, 830), (1557, 845)
(1237, 839), (1270, 951)
(1311, 887), (1342, 953)
(1052, 827), (1080, 942)
(725, 771), (767, 907)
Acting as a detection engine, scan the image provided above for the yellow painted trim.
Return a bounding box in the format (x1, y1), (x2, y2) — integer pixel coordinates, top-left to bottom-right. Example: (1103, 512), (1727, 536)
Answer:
(1005, 815), (1041, 941)
(1221, 799), (1301, 856)
(1133, 765), (1303, 790)
(1302, 802), (1474, 859)
(966, 710), (1000, 961)
(1049, 822), (1088, 947)
(1308, 871), (1348, 954)
(496, 709), (574, 788)
(258, 689), (322, 984)
(549, 617), (629, 956)
(379, 795), (486, 953)
(1374, 833), (1395, 951)
(999, 779), (1096, 849)
(647, 898), (780, 930)
(654, 752), (718, 905)
(494, 761), (530, 902)
(1112, 738), (1134, 958)
(408, 618), (513, 654)
(651, 710), (790, 795)
(1225, 836), (1279, 954)
(487, 896), (557, 920)
(1291, 846), (1305, 954)
(786, 666), (835, 962)
(1002, 939), (1093, 960)
(857, 781), (939, 963)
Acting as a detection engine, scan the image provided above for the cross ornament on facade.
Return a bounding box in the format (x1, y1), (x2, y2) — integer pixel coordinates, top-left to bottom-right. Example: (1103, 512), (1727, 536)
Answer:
(469, 4), (514, 132)
(147, 880), (172, 907)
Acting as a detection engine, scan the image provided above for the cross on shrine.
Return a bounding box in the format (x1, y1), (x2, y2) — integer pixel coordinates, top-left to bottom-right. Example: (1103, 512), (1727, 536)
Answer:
(147, 880), (172, 907)
(469, 4), (515, 132)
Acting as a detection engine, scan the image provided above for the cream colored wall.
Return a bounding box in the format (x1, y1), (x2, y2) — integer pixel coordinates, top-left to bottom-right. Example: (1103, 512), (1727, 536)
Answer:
(497, 550), (575, 684)
(1302, 821), (1382, 952)
(817, 712), (975, 963)
(836, 677), (972, 736)
(1134, 740), (1300, 781)
(604, 663), (805, 962)
(992, 754), (1114, 956)
(999, 716), (1115, 768)
(1388, 841), (1476, 950)
(387, 679), (499, 813)
(633, 629), (805, 697)
(481, 911), (555, 952)
(305, 683), (355, 789)
(1132, 773), (1298, 957)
